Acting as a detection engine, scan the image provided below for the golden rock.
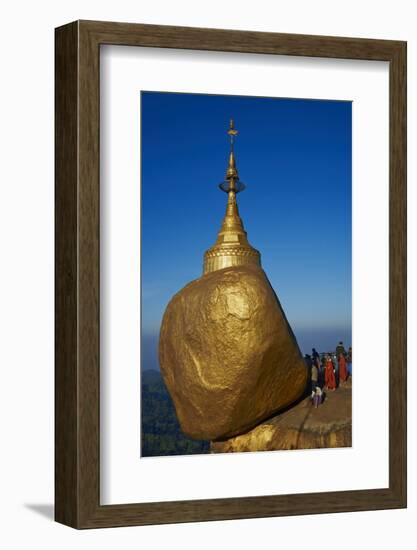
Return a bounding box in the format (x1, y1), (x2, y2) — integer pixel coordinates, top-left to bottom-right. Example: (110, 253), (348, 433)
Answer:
(159, 264), (308, 441)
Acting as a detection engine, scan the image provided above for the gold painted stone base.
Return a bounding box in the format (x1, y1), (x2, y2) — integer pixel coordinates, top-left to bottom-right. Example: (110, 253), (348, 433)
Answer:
(159, 264), (308, 441)
(210, 381), (352, 452)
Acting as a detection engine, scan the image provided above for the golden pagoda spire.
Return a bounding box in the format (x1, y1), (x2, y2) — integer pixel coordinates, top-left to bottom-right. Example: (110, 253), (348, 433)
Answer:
(203, 120), (261, 274)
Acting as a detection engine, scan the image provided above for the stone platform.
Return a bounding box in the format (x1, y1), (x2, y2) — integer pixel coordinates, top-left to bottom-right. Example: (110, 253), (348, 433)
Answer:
(210, 380), (352, 453)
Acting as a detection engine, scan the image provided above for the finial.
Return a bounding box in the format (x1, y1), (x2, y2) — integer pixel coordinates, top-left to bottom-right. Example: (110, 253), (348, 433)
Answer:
(227, 119), (238, 150)
(220, 119), (245, 193)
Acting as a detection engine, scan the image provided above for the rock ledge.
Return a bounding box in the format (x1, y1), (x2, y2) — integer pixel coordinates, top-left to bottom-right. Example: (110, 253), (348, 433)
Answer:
(211, 381), (352, 453)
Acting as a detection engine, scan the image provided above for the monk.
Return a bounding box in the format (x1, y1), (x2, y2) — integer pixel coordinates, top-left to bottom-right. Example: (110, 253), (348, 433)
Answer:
(325, 355), (336, 390)
(338, 353), (348, 383)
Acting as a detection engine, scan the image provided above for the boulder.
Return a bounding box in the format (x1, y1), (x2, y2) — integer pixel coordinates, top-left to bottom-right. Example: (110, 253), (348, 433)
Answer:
(159, 264), (307, 441)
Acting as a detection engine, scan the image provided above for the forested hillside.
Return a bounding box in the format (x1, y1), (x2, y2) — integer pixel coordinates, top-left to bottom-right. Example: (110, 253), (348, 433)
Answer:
(141, 370), (210, 457)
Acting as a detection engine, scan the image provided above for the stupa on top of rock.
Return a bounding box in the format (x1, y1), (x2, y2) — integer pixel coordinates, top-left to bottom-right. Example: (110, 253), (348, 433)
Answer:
(159, 120), (308, 442)
(203, 119), (261, 274)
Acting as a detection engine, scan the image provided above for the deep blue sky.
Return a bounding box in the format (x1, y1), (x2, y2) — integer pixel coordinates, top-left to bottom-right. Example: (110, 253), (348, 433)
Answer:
(141, 91), (352, 367)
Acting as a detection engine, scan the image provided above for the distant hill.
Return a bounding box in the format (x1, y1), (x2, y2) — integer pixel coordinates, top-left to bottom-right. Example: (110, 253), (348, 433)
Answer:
(141, 333), (160, 371)
(141, 369), (210, 457)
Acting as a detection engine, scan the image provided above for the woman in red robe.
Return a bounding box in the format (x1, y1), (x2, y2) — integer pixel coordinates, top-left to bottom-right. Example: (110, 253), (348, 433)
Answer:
(325, 355), (336, 390)
(338, 353), (348, 383)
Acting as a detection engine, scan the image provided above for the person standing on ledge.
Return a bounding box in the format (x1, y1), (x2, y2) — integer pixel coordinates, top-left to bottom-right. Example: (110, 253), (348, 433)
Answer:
(319, 354), (326, 388)
(325, 354), (336, 391)
(311, 361), (319, 392)
(347, 346), (352, 377)
(335, 341), (344, 383)
(338, 353), (348, 383)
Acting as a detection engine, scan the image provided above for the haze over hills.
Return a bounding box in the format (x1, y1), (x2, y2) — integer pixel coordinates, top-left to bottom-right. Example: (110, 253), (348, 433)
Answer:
(141, 333), (160, 371)
(141, 327), (352, 371)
